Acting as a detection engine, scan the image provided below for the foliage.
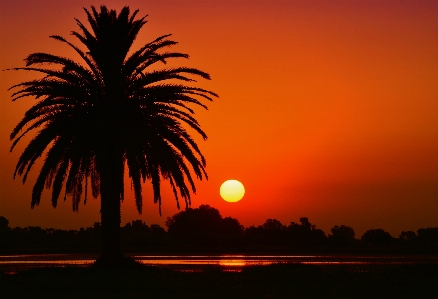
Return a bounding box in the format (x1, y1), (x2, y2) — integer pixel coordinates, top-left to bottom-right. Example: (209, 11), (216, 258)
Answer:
(1, 214), (438, 253)
(244, 217), (327, 248)
(361, 228), (394, 247)
(417, 227), (438, 249)
(8, 5), (217, 262)
(121, 220), (167, 248)
(165, 205), (244, 247)
(328, 225), (356, 247)
(9, 5), (216, 212)
(287, 217), (327, 247)
(0, 216), (9, 230)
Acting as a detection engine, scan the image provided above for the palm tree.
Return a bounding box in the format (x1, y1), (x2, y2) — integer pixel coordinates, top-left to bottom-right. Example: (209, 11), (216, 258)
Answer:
(9, 6), (217, 265)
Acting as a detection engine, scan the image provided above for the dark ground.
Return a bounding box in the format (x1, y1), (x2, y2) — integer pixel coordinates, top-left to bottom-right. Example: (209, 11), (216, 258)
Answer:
(1, 263), (437, 299)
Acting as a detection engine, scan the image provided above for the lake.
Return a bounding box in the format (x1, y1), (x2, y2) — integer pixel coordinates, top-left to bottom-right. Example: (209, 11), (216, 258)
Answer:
(1, 254), (437, 273)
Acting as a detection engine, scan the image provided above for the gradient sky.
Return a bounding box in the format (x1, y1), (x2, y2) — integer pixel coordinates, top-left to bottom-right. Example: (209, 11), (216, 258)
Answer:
(1, 0), (437, 237)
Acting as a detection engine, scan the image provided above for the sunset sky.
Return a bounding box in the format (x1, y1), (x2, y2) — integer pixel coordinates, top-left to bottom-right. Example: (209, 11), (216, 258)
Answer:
(1, 0), (437, 237)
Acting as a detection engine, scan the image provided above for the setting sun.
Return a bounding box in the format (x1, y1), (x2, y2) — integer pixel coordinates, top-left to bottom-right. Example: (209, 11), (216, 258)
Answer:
(220, 180), (245, 202)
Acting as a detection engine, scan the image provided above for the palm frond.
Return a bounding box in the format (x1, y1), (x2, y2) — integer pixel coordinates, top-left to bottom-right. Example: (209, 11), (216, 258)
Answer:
(9, 5), (217, 216)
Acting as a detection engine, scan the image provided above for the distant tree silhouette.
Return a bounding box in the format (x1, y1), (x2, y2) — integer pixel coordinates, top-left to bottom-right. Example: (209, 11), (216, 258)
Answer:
(244, 219), (287, 247)
(166, 205), (244, 248)
(397, 230), (418, 248)
(261, 219), (287, 246)
(361, 229), (393, 247)
(244, 217), (326, 248)
(0, 216), (9, 230)
(166, 205), (223, 247)
(262, 219), (287, 231)
(125, 220), (151, 234)
(399, 230), (417, 241)
(220, 217), (244, 247)
(3, 214), (438, 254)
(150, 224), (168, 246)
(119, 220), (167, 250)
(244, 225), (264, 246)
(399, 231), (417, 242)
(0, 216), (11, 250)
(328, 225), (356, 247)
(121, 220), (151, 248)
(8, 6), (216, 265)
(417, 227), (438, 249)
(287, 217), (327, 247)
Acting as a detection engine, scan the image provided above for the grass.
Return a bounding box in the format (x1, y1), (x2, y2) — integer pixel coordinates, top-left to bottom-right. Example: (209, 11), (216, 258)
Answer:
(1, 263), (437, 298)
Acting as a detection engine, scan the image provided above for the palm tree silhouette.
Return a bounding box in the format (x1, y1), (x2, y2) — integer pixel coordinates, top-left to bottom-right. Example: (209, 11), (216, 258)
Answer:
(9, 6), (217, 265)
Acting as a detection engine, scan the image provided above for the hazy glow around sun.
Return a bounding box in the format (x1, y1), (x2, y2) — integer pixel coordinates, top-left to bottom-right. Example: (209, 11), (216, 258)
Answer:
(220, 180), (245, 202)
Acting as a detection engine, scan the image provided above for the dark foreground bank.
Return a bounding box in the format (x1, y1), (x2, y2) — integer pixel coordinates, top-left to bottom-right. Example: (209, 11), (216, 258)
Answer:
(1, 263), (437, 299)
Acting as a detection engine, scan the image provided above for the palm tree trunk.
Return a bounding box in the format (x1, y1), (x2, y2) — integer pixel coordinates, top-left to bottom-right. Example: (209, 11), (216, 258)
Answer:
(97, 152), (124, 265)
(94, 100), (126, 265)
(100, 171), (121, 261)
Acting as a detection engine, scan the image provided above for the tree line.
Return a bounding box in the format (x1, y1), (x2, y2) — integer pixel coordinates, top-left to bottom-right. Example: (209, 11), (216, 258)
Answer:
(1, 205), (437, 253)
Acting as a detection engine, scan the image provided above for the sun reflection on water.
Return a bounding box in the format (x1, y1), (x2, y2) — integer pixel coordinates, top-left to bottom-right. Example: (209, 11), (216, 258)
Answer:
(219, 260), (246, 267)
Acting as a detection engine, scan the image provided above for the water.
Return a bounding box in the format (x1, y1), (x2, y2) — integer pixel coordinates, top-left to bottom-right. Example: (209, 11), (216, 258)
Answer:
(1, 254), (437, 274)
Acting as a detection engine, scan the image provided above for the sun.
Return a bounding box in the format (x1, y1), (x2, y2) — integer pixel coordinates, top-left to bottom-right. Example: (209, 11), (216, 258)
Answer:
(220, 180), (245, 202)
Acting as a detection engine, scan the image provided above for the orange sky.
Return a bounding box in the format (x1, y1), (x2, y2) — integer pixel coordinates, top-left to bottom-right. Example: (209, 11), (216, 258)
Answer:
(1, 0), (437, 237)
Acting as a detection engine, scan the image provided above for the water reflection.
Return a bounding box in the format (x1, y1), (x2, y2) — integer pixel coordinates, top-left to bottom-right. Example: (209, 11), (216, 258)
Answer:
(219, 260), (246, 267)
(1, 254), (437, 273)
(132, 255), (316, 269)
